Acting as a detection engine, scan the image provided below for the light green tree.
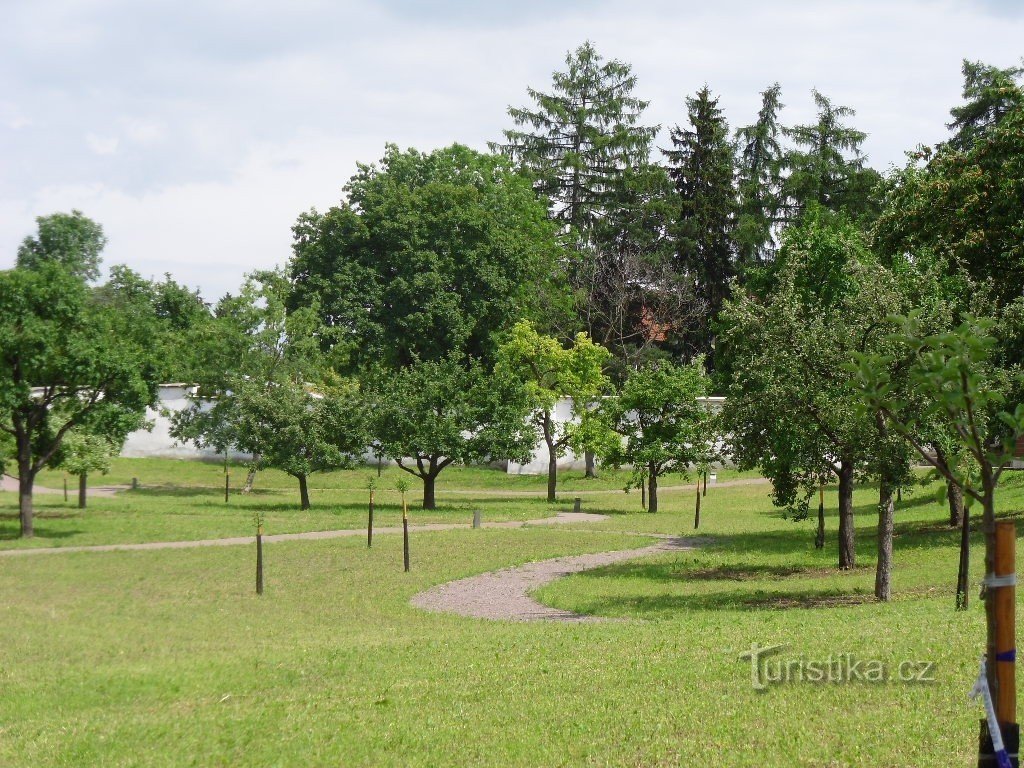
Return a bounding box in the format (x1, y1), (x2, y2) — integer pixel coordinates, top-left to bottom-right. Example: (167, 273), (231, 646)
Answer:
(56, 431), (119, 509)
(601, 360), (717, 514)
(496, 321), (612, 502)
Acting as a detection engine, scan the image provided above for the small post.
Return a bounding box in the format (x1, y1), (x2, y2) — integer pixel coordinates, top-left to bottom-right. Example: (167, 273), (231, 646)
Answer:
(224, 473), (230, 503)
(702, 470), (708, 497)
(641, 475), (646, 510)
(397, 479), (410, 573)
(573, 497), (581, 514)
(255, 522), (264, 595)
(995, 521), (1017, 725)
(402, 504), (410, 573)
(131, 477), (139, 491)
(473, 509), (481, 529)
(694, 483), (701, 529)
(63, 475), (68, 503)
(367, 489), (375, 548)
(815, 486), (826, 549)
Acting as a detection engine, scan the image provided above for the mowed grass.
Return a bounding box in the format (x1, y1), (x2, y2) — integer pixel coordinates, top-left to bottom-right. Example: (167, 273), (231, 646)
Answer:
(1, 459), (1022, 765)
(0, 459), (755, 549)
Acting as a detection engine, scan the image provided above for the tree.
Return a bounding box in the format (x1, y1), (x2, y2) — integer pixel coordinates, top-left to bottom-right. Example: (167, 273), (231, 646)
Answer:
(495, 321), (612, 502)
(288, 144), (567, 371)
(782, 90), (872, 219)
(96, 266), (212, 383)
(947, 59), (1024, 151)
(171, 270), (367, 509)
(0, 260), (159, 538)
(493, 41), (657, 235)
(370, 356), (536, 510)
(663, 85), (737, 358)
(873, 73), (1024, 305)
(850, 316), (1024, 696)
(719, 208), (907, 570)
(600, 360), (716, 514)
(734, 83), (785, 270)
(16, 210), (106, 281)
(230, 374), (367, 510)
(54, 430), (119, 509)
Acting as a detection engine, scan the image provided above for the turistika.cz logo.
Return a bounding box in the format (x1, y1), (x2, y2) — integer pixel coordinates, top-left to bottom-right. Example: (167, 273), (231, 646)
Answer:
(739, 642), (937, 690)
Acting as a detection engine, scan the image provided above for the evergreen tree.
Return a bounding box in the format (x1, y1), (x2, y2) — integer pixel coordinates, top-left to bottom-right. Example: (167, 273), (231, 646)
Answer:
(782, 90), (868, 218)
(662, 86), (737, 357)
(734, 83), (784, 270)
(493, 41), (657, 236)
(947, 58), (1024, 151)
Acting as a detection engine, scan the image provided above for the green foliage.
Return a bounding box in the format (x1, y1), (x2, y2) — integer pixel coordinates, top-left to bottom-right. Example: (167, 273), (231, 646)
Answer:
(370, 356), (536, 495)
(850, 314), (1024, 507)
(718, 209), (909, 513)
(171, 270), (368, 505)
(495, 320), (612, 462)
(0, 263), (160, 467)
(494, 41), (656, 235)
(874, 67), (1024, 305)
(16, 210), (106, 282)
(54, 431), (119, 478)
(600, 359), (717, 487)
(288, 144), (567, 370)
(782, 90), (874, 220)
(96, 266), (212, 383)
(947, 58), (1024, 151)
(734, 83), (785, 270)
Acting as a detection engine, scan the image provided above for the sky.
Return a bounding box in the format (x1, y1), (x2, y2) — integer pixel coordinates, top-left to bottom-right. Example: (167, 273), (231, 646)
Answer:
(1, 0), (1022, 301)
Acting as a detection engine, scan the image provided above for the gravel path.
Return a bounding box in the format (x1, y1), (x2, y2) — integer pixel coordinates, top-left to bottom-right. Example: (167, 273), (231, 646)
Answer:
(0, 474), (128, 498)
(411, 535), (698, 622)
(0, 511), (608, 558)
(442, 477), (768, 497)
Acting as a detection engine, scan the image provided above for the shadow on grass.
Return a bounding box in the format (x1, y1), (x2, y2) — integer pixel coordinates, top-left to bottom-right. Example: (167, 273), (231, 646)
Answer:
(0, 525), (84, 541)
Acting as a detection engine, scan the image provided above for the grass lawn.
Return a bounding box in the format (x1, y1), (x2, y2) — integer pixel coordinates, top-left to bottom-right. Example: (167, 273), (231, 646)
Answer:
(1, 459), (1021, 765)
(0, 459), (756, 549)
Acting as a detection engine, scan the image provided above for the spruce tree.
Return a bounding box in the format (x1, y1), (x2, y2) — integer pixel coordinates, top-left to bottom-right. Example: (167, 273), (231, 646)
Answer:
(493, 41), (657, 237)
(734, 83), (784, 270)
(947, 58), (1024, 150)
(662, 86), (737, 357)
(781, 90), (867, 218)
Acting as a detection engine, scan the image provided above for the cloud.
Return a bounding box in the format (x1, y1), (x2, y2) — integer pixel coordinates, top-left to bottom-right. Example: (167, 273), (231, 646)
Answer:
(1, 0), (1022, 300)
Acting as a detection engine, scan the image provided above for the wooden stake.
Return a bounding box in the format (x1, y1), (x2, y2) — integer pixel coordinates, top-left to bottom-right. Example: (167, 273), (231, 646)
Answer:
(63, 475), (68, 503)
(402, 496), (410, 572)
(641, 475), (646, 510)
(815, 486), (826, 549)
(224, 473), (230, 503)
(255, 524), (264, 595)
(573, 497), (581, 514)
(995, 520), (1016, 724)
(694, 484), (701, 529)
(702, 470), (707, 497)
(367, 491), (374, 548)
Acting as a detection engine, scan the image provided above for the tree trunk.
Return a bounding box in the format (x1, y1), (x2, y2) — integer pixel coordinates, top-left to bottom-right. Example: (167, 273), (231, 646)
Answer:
(544, 414), (557, 503)
(647, 463), (658, 514)
(815, 486), (826, 549)
(17, 450), (34, 538)
(298, 474), (310, 510)
(242, 460), (258, 494)
(956, 504), (970, 611)
(837, 461), (856, 569)
(422, 473), (437, 510)
(947, 480), (964, 528)
(585, 450), (597, 478)
(875, 481), (894, 601)
(78, 473), (87, 509)
(694, 483), (701, 529)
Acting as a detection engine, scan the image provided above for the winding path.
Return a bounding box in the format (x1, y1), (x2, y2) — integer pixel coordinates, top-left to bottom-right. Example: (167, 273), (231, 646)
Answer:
(0, 474), (128, 498)
(411, 535), (698, 622)
(0, 511), (608, 558)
